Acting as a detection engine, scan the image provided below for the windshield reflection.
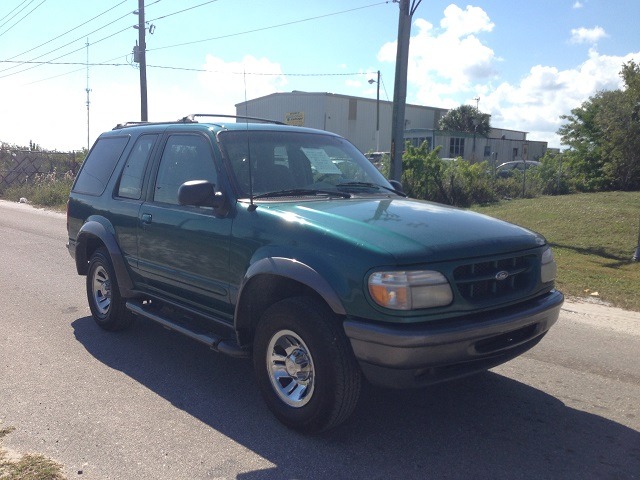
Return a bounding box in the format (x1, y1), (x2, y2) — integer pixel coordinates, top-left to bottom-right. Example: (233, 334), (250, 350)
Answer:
(218, 130), (394, 198)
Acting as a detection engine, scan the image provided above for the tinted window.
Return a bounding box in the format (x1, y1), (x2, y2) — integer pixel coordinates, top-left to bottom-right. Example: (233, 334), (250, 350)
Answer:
(73, 136), (129, 195)
(219, 130), (390, 197)
(153, 135), (217, 205)
(118, 134), (157, 199)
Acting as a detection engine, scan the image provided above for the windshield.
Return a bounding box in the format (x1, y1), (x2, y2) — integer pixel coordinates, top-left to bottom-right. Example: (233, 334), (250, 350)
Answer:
(218, 130), (395, 198)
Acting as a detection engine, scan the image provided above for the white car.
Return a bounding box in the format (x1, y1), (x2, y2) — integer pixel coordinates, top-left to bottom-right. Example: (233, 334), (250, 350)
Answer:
(496, 160), (541, 177)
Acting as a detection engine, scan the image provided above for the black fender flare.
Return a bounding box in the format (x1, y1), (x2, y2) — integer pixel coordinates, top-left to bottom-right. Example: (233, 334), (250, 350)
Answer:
(75, 220), (135, 297)
(234, 257), (346, 340)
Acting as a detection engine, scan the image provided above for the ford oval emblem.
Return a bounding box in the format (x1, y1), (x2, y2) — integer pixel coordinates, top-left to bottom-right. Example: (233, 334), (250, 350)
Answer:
(495, 270), (509, 281)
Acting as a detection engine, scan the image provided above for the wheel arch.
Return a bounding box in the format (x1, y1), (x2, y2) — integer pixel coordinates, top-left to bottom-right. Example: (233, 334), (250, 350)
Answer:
(75, 219), (135, 297)
(234, 257), (346, 347)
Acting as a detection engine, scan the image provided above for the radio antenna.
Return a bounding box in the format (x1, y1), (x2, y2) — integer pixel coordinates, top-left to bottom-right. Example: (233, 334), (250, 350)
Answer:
(244, 67), (256, 211)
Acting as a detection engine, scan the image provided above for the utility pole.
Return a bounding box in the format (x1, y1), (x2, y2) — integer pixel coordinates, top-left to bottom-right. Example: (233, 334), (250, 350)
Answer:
(368, 70), (381, 152)
(633, 215), (640, 261)
(390, 0), (421, 181)
(472, 97), (480, 161)
(134, 0), (148, 121)
(632, 103), (640, 261)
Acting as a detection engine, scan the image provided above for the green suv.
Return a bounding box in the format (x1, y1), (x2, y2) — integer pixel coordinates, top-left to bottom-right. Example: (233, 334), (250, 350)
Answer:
(67, 114), (563, 433)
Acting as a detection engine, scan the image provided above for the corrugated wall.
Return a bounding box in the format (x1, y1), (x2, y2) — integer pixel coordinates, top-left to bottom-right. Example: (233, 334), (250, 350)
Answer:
(239, 93), (445, 153)
(237, 93), (546, 159)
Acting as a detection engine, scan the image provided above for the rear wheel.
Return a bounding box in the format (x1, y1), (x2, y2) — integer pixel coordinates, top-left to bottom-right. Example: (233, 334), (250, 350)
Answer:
(86, 247), (133, 331)
(253, 296), (361, 433)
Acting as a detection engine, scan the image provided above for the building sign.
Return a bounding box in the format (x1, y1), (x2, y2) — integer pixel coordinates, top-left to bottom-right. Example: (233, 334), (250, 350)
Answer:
(285, 111), (305, 126)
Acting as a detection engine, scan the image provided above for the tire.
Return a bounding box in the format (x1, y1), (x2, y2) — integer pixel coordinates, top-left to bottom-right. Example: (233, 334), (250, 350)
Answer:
(86, 247), (133, 331)
(253, 296), (362, 433)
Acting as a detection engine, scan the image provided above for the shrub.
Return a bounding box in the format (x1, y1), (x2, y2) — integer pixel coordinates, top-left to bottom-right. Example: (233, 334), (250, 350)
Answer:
(535, 152), (573, 195)
(3, 169), (75, 209)
(399, 142), (497, 207)
(441, 159), (497, 207)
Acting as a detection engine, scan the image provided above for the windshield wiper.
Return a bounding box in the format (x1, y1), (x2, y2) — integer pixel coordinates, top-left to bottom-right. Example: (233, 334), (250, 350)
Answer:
(337, 182), (405, 196)
(252, 188), (351, 200)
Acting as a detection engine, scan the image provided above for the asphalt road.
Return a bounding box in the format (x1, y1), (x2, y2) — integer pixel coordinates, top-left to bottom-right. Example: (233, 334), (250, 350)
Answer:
(1, 199), (639, 480)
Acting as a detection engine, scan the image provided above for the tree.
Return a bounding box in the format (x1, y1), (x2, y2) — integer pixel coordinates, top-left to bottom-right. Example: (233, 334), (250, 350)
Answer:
(438, 104), (491, 137)
(558, 92), (609, 190)
(596, 89), (640, 190)
(558, 61), (640, 191)
(621, 60), (640, 95)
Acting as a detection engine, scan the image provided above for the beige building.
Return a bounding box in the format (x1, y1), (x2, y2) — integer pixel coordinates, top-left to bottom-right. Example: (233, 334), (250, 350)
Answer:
(236, 91), (547, 167)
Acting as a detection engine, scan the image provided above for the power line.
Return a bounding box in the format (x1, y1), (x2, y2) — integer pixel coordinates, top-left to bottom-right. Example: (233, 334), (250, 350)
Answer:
(1, 60), (130, 67)
(380, 75), (390, 102)
(0, 25), (132, 79)
(0, 0), (34, 30)
(146, 0), (220, 23)
(16, 56), (376, 86)
(0, 0), (217, 77)
(0, 10), (135, 78)
(1, 0), (128, 63)
(0, 0), (48, 39)
(8, 57), (374, 77)
(147, 64), (373, 77)
(9, 1), (389, 84)
(0, 0), (31, 24)
(24, 54), (130, 85)
(148, 1), (389, 52)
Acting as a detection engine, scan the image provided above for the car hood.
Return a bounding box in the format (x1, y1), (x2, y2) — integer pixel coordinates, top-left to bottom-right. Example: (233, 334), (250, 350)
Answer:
(258, 197), (545, 264)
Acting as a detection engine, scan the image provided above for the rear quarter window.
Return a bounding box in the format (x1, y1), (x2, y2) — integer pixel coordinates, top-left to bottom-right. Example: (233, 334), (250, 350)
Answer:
(73, 136), (129, 195)
(117, 134), (157, 199)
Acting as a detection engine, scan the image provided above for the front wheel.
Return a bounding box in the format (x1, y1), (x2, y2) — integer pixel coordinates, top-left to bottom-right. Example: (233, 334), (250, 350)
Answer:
(86, 247), (133, 331)
(253, 297), (362, 433)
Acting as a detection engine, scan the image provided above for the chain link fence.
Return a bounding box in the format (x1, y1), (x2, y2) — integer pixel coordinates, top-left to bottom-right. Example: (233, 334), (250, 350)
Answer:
(0, 149), (82, 194)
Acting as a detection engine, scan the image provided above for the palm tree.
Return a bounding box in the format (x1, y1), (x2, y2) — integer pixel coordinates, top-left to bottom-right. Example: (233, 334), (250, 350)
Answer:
(439, 105), (491, 137)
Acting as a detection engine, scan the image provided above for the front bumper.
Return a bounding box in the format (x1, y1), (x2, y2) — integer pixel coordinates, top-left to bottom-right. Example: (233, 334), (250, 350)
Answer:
(343, 290), (563, 388)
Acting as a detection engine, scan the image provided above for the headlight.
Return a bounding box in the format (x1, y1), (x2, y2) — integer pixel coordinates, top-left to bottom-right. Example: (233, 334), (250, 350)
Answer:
(368, 270), (453, 310)
(541, 246), (557, 283)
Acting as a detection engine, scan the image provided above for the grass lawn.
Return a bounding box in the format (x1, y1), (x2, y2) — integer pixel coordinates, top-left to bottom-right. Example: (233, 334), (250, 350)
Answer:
(473, 191), (640, 312)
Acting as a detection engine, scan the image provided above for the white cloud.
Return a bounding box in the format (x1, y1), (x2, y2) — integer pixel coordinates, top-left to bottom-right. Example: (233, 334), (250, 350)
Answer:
(198, 54), (287, 112)
(570, 26), (607, 44)
(377, 5), (639, 148)
(342, 68), (378, 91)
(439, 4), (494, 38)
(0, 55), (287, 151)
(0, 78), (96, 151)
(573, 1), (584, 9)
(378, 11), (498, 107)
(483, 48), (640, 146)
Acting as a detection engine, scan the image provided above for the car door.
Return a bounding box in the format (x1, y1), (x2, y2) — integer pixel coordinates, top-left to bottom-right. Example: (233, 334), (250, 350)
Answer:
(112, 133), (159, 272)
(136, 132), (234, 319)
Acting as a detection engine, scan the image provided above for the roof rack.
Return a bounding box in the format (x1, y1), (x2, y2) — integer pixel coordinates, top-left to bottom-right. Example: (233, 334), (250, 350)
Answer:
(112, 114), (285, 130)
(112, 120), (179, 130)
(178, 113), (285, 125)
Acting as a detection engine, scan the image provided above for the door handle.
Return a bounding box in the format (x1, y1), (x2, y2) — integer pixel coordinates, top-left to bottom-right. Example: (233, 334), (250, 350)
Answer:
(141, 213), (152, 225)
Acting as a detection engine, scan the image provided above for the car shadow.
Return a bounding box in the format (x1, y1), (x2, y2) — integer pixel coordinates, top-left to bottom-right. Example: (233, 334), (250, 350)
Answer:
(72, 315), (640, 480)
(549, 242), (632, 268)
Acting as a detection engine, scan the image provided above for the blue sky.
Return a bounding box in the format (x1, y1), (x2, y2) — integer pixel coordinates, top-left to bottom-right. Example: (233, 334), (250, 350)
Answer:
(0, 0), (638, 151)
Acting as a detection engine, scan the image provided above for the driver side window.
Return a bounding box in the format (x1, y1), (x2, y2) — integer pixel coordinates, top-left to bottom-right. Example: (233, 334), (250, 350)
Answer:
(154, 134), (217, 205)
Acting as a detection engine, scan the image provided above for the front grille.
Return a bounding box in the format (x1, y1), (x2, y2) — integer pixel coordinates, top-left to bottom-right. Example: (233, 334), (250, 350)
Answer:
(453, 254), (536, 303)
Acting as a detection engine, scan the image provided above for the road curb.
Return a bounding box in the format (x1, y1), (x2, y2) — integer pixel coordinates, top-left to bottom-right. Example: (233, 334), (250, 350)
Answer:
(562, 296), (640, 336)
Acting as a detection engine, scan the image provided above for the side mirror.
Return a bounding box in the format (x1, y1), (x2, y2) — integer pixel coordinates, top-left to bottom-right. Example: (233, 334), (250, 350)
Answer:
(388, 179), (404, 194)
(178, 180), (229, 217)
